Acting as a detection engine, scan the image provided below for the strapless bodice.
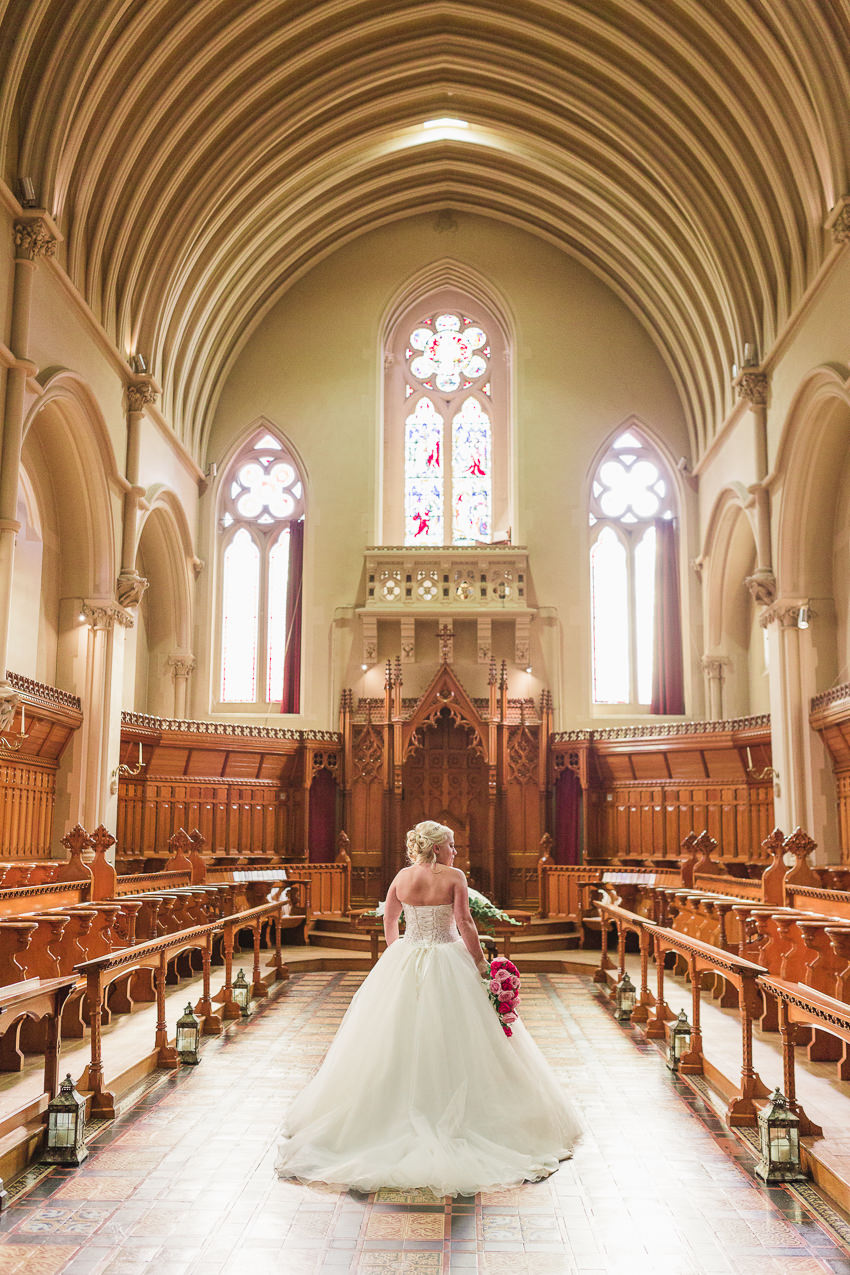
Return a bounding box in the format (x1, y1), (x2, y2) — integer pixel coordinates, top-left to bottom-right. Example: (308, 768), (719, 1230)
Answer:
(401, 902), (460, 945)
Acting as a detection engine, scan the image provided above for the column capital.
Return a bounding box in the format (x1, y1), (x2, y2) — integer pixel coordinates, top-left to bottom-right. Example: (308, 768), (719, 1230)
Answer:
(126, 375), (161, 414)
(700, 654), (729, 678)
(826, 195), (850, 245)
(0, 680), (20, 732)
(13, 212), (61, 261)
(733, 368), (769, 406)
(82, 599), (134, 630)
(759, 598), (814, 629)
(167, 653), (196, 678)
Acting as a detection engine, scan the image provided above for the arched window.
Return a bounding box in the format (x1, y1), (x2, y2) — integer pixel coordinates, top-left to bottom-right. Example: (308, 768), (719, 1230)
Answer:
(384, 292), (509, 545)
(217, 430), (304, 708)
(589, 429), (682, 711)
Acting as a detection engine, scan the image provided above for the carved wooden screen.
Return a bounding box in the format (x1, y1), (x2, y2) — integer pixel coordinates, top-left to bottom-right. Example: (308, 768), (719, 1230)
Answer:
(402, 709), (489, 892)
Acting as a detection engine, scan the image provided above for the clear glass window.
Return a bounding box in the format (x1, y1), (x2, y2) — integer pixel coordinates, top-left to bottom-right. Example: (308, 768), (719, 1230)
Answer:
(589, 431), (675, 707)
(218, 431), (304, 706)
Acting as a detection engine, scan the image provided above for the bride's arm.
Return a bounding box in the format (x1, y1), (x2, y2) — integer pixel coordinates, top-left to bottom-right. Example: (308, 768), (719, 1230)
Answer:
(452, 871), (489, 976)
(383, 879), (402, 945)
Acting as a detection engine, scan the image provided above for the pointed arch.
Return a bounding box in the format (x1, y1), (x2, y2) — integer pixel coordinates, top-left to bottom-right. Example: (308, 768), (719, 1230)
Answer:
(587, 419), (683, 712)
(211, 421), (306, 710)
(382, 278), (510, 545)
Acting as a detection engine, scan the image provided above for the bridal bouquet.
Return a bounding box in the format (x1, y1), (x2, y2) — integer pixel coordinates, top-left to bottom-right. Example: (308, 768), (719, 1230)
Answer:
(486, 956), (521, 1036)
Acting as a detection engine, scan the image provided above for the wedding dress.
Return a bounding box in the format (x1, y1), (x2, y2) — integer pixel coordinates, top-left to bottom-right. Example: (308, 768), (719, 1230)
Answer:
(275, 902), (581, 1196)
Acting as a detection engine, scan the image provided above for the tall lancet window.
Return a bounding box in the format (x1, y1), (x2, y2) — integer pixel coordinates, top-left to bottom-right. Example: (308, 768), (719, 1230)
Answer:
(384, 293), (509, 546)
(589, 429), (683, 712)
(218, 430), (305, 709)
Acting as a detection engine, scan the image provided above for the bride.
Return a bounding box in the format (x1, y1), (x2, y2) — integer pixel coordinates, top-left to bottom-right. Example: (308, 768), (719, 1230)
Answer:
(275, 819), (581, 1196)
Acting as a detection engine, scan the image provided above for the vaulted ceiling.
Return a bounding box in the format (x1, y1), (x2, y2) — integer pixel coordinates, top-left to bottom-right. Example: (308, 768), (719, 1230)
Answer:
(2, 0), (848, 459)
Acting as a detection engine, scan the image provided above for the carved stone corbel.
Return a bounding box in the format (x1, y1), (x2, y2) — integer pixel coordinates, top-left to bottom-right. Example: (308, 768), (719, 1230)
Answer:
(744, 569), (776, 608)
(116, 570), (149, 609)
(733, 369), (768, 406)
(13, 217), (59, 261)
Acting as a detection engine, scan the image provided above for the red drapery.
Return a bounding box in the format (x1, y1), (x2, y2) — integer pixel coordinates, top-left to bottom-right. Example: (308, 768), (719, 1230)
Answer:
(281, 518), (303, 714)
(308, 768), (336, 863)
(555, 767), (581, 864)
(650, 517), (685, 714)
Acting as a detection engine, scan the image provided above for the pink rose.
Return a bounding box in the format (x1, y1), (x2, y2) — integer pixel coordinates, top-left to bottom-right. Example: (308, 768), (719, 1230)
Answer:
(489, 979), (500, 994)
(496, 969), (511, 982)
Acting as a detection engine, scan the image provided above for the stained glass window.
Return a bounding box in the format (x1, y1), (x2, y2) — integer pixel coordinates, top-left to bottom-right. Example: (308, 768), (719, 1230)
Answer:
(218, 431), (304, 706)
(452, 397), (491, 543)
(589, 431), (675, 707)
(405, 398), (444, 543)
(403, 311), (492, 545)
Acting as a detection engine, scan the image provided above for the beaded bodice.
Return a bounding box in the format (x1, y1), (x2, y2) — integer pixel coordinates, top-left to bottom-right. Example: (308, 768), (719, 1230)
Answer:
(401, 902), (459, 946)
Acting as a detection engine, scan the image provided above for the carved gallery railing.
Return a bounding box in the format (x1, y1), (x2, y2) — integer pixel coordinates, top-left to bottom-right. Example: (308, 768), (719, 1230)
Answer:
(75, 901), (288, 1118)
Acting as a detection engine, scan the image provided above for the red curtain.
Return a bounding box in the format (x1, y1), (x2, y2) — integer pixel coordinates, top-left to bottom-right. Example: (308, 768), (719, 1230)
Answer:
(555, 768), (581, 864)
(281, 518), (304, 714)
(308, 768), (336, 863)
(651, 517), (685, 714)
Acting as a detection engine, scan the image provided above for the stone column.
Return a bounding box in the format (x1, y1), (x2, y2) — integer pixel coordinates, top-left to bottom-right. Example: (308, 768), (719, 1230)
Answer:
(701, 655), (728, 720)
(0, 214), (60, 729)
(168, 653), (196, 719)
(116, 378), (159, 610)
(761, 599), (839, 856)
(68, 601), (133, 834)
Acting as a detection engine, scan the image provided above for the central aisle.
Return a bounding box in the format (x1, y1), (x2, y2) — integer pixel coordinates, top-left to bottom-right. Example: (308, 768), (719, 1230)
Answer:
(0, 971), (849, 1274)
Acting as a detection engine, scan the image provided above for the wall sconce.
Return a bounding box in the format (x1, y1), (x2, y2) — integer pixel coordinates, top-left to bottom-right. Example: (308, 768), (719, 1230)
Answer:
(743, 342), (759, 367)
(797, 604), (809, 630)
(130, 353), (147, 374)
(0, 700), (28, 752)
(110, 740), (144, 793)
(17, 176), (37, 208)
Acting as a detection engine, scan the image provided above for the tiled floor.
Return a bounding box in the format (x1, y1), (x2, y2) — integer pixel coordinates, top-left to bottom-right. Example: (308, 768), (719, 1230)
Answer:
(2, 971), (850, 1273)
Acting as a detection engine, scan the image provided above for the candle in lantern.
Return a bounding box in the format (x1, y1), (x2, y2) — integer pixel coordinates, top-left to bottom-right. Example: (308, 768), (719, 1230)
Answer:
(20, 700), (25, 736)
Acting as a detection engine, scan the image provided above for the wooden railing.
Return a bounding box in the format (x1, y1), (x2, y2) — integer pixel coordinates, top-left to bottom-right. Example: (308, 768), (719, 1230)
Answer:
(596, 901), (770, 1127)
(75, 901), (288, 1118)
(115, 871), (191, 896)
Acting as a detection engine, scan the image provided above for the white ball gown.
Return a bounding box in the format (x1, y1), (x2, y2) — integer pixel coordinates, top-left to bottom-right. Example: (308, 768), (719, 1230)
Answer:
(275, 901), (582, 1196)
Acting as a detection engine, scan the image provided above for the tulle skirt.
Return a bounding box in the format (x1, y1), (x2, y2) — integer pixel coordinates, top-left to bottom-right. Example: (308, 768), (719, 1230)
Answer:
(275, 937), (582, 1196)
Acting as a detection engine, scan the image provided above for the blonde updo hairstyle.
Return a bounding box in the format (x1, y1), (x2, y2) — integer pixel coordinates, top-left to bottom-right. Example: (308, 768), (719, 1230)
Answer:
(406, 820), (453, 867)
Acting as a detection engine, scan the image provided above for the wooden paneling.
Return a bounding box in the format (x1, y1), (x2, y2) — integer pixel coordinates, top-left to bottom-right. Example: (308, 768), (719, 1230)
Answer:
(0, 675), (82, 858)
(588, 781), (773, 861)
(117, 776), (282, 857)
(811, 688), (850, 863)
(117, 716), (339, 861)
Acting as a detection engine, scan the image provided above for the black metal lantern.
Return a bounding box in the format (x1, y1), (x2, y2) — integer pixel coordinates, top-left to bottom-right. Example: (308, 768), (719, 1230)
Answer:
(233, 968), (251, 1016)
(176, 1003), (201, 1064)
(44, 1074), (88, 1165)
(755, 1088), (806, 1183)
(614, 972), (637, 1021)
(666, 1010), (691, 1071)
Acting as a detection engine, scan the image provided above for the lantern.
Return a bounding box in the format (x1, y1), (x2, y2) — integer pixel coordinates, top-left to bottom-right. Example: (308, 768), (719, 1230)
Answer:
(44, 1074), (88, 1165)
(666, 1010), (691, 1071)
(176, 1003), (201, 1064)
(233, 968), (251, 1016)
(755, 1088), (806, 1182)
(614, 972), (636, 1021)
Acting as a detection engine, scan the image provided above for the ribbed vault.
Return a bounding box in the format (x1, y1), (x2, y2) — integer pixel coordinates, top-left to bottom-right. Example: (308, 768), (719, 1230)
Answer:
(1, 0), (848, 459)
